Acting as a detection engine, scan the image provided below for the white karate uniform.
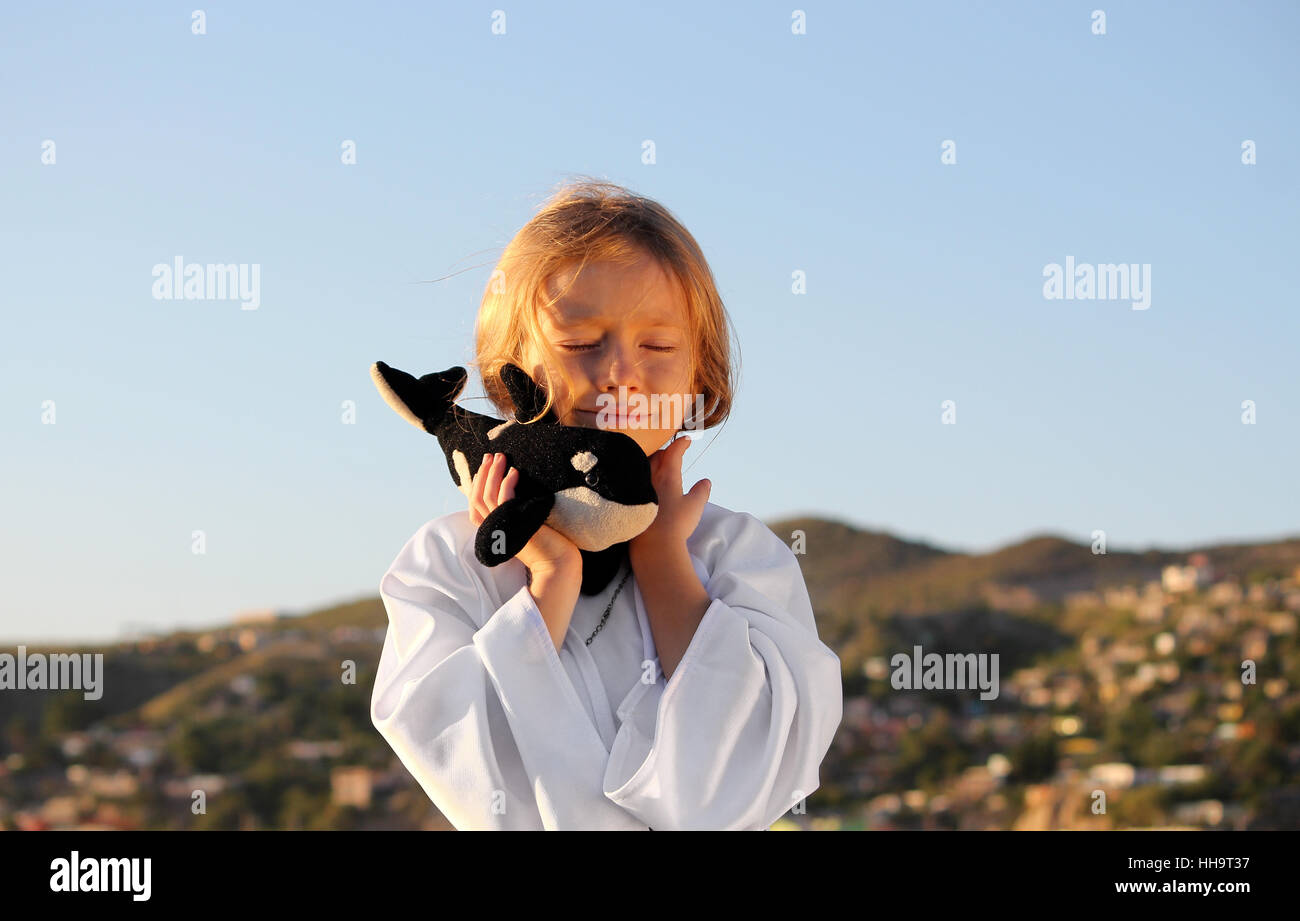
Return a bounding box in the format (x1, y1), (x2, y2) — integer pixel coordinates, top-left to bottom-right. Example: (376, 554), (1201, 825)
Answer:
(369, 501), (844, 830)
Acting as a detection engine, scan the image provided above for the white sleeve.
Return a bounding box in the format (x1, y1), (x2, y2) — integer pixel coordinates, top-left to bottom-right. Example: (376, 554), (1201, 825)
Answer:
(602, 512), (844, 830)
(370, 518), (646, 830)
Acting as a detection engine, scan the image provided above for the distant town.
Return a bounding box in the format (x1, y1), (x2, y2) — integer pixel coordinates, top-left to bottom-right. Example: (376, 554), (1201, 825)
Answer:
(790, 553), (1300, 830)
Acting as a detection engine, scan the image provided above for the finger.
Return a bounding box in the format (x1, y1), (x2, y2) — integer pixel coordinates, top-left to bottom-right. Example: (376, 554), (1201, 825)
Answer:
(651, 441), (677, 471)
(498, 466), (517, 505)
(470, 453), (490, 523)
(688, 477), (711, 507)
(479, 454), (497, 512)
(468, 454), (484, 523)
(665, 440), (687, 480)
(484, 453), (506, 509)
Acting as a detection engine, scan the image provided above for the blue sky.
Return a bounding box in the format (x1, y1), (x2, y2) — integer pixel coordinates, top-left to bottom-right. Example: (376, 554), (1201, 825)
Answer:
(2, 1), (1297, 643)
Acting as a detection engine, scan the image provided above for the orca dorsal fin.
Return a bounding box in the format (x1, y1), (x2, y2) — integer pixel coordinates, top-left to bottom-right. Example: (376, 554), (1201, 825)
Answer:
(501, 363), (559, 424)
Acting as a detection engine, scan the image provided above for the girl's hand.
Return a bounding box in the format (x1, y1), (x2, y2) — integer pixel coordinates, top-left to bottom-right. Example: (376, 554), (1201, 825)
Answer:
(470, 452), (581, 578)
(630, 436), (710, 554)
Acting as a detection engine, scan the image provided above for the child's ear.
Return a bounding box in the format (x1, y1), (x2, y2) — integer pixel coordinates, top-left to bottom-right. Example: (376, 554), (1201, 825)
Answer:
(500, 363), (559, 424)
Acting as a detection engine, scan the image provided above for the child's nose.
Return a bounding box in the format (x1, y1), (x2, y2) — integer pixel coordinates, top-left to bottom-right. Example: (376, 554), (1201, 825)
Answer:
(602, 347), (641, 387)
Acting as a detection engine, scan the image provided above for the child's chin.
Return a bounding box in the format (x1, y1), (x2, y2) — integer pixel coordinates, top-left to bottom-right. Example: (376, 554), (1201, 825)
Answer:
(569, 412), (660, 448)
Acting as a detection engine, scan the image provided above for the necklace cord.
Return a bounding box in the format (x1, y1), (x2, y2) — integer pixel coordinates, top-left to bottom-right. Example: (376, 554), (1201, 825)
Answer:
(585, 560), (632, 646)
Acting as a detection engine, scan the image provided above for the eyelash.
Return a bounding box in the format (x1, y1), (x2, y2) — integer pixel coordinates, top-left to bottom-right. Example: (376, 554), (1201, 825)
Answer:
(560, 344), (677, 353)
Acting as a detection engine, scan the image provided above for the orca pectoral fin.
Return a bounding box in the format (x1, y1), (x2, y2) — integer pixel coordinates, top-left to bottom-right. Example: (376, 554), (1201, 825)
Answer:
(475, 493), (556, 567)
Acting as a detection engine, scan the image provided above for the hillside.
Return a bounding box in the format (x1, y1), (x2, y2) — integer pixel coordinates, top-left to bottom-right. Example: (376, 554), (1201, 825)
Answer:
(5, 516), (1300, 830)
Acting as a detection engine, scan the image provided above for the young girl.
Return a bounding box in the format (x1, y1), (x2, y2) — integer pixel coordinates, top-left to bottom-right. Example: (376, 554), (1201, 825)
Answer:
(369, 179), (843, 830)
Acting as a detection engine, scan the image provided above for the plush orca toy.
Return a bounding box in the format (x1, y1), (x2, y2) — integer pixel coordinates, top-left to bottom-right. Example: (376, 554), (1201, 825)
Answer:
(371, 360), (659, 596)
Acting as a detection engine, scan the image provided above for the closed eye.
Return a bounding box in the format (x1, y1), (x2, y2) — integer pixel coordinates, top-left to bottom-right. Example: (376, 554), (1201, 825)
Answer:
(560, 344), (677, 352)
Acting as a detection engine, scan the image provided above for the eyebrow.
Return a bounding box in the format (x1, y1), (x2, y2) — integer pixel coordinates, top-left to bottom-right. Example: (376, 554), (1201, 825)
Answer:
(547, 304), (683, 330)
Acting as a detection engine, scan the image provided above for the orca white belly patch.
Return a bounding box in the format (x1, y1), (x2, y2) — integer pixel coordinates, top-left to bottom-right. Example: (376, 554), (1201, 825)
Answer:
(549, 487), (658, 551)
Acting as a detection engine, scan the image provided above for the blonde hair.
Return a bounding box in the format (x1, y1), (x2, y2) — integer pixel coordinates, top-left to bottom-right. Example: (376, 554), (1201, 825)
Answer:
(470, 178), (739, 430)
